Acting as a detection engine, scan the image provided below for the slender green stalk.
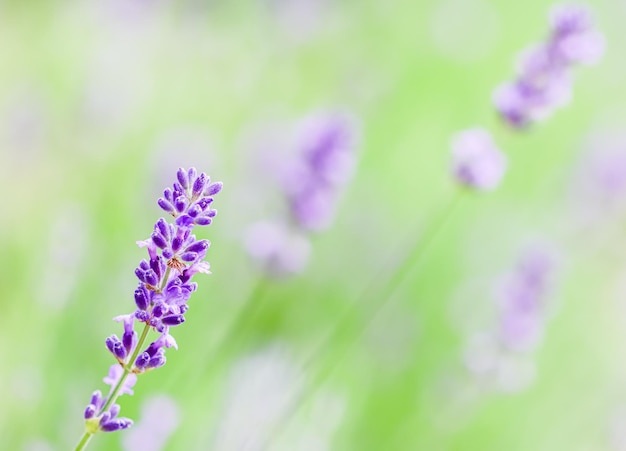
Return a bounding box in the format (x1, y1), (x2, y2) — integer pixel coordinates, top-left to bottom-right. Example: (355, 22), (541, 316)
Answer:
(74, 431), (93, 451)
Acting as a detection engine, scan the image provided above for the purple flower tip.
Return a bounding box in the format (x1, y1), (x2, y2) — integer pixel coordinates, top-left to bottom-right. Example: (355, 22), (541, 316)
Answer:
(84, 404), (97, 419)
(495, 3), (603, 128)
(450, 128), (507, 191)
(101, 418), (134, 432)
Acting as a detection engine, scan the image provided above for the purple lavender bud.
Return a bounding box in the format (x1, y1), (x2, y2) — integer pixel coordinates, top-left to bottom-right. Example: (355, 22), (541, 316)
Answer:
(180, 252), (198, 262)
(148, 353), (166, 369)
(122, 330), (137, 356)
(109, 404), (121, 419)
(171, 236), (183, 253)
(157, 198), (175, 214)
(174, 195), (187, 213)
(180, 304), (189, 314)
(162, 314), (185, 326)
(142, 269), (158, 287)
(90, 390), (103, 407)
(176, 167), (189, 189)
(173, 181), (184, 193)
(105, 335), (120, 354)
(101, 418), (133, 432)
(152, 302), (166, 318)
(115, 341), (127, 359)
(134, 286), (149, 310)
(176, 215), (195, 227)
(204, 181), (223, 196)
(195, 216), (212, 226)
(135, 310), (150, 322)
(163, 187), (174, 202)
(84, 404), (97, 419)
(197, 197), (214, 210)
(450, 128), (507, 191)
(99, 411), (111, 425)
(135, 352), (150, 370)
(188, 167), (197, 183)
(192, 172), (208, 197)
(155, 218), (169, 238)
(187, 204), (202, 218)
(151, 256), (164, 279)
(151, 231), (167, 249)
(185, 240), (209, 254)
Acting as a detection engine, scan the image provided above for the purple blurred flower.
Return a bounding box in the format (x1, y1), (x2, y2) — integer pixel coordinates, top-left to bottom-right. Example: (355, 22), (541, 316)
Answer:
(463, 247), (557, 392)
(284, 111), (360, 232)
(82, 167), (221, 437)
(243, 111), (359, 278)
(496, 248), (555, 352)
(494, 3), (603, 128)
(451, 128), (507, 191)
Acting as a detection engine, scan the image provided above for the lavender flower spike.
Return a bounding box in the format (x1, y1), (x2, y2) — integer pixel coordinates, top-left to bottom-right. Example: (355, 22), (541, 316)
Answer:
(451, 128), (507, 191)
(76, 167), (222, 451)
(493, 3), (603, 129)
(284, 111), (360, 232)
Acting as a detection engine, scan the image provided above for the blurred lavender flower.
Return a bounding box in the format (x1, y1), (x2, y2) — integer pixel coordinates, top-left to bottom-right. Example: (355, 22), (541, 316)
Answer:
(451, 128), (507, 191)
(463, 246), (557, 392)
(493, 3), (604, 128)
(78, 167), (221, 446)
(496, 248), (555, 352)
(284, 111), (360, 231)
(244, 110), (359, 278)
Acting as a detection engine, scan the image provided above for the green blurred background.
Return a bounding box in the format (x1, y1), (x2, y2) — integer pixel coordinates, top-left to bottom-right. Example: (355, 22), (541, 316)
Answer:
(1, 0), (625, 450)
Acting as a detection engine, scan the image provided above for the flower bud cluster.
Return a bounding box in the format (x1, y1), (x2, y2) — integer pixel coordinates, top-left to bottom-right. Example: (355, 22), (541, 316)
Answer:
(83, 365), (136, 433)
(83, 167), (221, 434)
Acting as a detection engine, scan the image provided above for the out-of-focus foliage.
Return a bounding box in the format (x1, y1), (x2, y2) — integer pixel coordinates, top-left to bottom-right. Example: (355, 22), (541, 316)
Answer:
(1, 1), (625, 450)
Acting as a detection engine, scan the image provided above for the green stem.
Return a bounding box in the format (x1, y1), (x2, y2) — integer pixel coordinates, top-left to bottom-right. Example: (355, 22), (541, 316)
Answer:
(74, 431), (93, 451)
